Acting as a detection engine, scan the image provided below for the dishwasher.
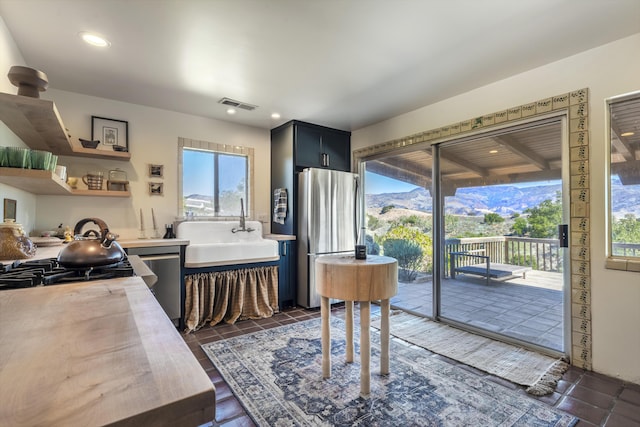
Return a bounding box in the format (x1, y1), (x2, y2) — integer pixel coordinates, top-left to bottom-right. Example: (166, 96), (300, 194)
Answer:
(126, 245), (182, 325)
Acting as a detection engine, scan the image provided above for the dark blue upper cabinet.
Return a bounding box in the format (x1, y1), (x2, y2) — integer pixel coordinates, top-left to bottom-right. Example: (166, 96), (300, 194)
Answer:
(270, 120), (351, 235)
(294, 123), (350, 171)
(272, 120), (351, 172)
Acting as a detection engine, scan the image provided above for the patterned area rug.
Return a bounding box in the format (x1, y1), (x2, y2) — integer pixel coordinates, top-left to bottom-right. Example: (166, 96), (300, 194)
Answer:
(202, 318), (576, 426)
(371, 312), (568, 396)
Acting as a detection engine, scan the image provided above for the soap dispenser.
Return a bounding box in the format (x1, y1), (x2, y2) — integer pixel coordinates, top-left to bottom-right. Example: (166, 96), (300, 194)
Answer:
(163, 224), (176, 239)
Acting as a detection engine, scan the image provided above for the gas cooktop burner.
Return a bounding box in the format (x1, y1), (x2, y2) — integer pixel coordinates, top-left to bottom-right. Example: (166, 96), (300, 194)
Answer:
(0, 258), (134, 290)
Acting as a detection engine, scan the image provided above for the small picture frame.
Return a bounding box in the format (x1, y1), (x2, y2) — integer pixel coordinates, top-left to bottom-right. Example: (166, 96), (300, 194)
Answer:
(3, 198), (16, 221)
(149, 182), (164, 196)
(149, 164), (164, 178)
(91, 116), (129, 152)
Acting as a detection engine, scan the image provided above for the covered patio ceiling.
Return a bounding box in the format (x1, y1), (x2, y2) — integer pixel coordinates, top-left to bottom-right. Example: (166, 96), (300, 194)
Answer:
(366, 104), (640, 191)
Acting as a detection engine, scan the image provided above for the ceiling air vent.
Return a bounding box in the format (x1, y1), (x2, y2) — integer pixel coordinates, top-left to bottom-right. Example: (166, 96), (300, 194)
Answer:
(218, 97), (258, 111)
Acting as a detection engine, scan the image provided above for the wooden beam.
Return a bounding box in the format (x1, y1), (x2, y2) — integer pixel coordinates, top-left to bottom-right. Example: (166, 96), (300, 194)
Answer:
(610, 122), (635, 161)
(365, 159), (431, 189)
(492, 135), (549, 170)
(422, 148), (489, 177)
(447, 168), (562, 189)
(611, 159), (640, 185)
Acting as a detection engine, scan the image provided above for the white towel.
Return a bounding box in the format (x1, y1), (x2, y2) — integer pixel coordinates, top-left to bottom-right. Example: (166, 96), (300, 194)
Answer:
(273, 188), (287, 224)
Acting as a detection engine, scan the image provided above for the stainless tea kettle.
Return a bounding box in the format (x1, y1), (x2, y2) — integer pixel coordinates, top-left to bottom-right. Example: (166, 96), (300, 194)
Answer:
(57, 218), (125, 268)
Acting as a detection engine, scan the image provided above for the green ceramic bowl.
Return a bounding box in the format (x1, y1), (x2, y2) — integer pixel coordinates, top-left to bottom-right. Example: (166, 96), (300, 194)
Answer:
(30, 150), (52, 170)
(6, 147), (30, 168)
(48, 154), (58, 171)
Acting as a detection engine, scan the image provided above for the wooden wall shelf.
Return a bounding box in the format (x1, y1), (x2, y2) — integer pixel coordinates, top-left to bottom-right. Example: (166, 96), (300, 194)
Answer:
(70, 189), (131, 197)
(0, 168), (130, 197)
(69, 146), (131, 161)
(0, 92), (129, 161)
(0, 168), (70, 195)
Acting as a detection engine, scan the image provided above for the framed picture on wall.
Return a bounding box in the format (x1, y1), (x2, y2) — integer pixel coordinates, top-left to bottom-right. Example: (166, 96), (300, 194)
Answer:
(148, 182), (164, 196)
(91, 116), (129, 152)
(148, 164), (164, 178)
(3, 198), (16, 220)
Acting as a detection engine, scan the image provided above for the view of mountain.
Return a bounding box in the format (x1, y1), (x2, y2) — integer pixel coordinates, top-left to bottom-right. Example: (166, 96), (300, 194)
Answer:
(366, 181), (640, 217)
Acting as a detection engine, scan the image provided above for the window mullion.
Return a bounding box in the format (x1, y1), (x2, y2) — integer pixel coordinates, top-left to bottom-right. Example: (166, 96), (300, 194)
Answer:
(213, 153), (220, 215)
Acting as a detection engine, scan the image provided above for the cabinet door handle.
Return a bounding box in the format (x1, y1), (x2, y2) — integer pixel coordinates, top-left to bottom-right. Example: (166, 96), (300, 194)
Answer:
(282, 242), (287, 256)
(321, 153), (329, 167)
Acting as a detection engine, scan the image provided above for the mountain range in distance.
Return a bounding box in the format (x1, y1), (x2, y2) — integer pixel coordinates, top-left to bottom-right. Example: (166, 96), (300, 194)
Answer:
(366, 181), (640, 218)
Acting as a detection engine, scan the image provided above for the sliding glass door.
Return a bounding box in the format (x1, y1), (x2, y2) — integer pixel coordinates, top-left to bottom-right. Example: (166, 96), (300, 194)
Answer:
(436, 118), (568, 353)
(362, 116), (569, 355)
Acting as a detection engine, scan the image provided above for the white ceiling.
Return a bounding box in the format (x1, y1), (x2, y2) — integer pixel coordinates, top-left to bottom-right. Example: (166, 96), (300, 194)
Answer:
(1, 0), (639, 131)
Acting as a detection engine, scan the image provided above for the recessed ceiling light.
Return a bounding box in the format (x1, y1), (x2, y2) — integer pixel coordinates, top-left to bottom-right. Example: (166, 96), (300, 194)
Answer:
(79, 32), (111, 47)
(621, 131), (635, 137)
(271, 113), (281, 119)
(226, 108), (237, 115)
(489, 150), (498, 154)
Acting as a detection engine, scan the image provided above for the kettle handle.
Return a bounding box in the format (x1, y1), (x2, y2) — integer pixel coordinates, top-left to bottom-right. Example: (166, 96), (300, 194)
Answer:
(82, 229), (100, 238)
(73, 218), (110, 238)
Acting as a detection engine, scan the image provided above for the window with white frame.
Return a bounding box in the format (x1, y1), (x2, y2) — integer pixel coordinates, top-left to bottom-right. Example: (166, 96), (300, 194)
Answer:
(607, 91), (640, 261)
(179, 137), (253, 218)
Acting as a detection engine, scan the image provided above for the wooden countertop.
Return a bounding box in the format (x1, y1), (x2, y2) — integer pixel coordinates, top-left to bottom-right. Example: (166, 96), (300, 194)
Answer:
(0, 277), (215, 426)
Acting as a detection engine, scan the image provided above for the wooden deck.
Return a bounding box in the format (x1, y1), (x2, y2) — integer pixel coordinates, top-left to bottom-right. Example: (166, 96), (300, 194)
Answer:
(390, 270), (565, 351)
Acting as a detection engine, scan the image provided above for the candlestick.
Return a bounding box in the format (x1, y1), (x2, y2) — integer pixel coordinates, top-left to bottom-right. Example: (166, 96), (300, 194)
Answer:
(151, 208), (160, 238)
(151, 208), (157, 230)
(139, 208), (147, 239)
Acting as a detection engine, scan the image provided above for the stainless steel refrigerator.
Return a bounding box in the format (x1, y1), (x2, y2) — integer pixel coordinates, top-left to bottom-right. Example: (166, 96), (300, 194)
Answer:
(297, 167), (360, 308)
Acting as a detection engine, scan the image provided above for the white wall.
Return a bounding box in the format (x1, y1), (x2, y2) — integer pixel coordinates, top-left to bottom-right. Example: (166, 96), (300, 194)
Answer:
(0, 16), (37, 229)
(35, 89), (271, 238)
(352, 33), (640, 384)
(1, 17), (270, 238)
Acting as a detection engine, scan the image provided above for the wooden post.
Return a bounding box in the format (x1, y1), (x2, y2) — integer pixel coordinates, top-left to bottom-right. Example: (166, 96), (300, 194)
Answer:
(360, 301), (371, 396)
(380, 298), (390, 375)
(345, 300), (354, 363)
(321, 296), (331, 379)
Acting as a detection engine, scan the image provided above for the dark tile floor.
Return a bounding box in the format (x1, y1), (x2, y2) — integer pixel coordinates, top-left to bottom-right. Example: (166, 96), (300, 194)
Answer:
(185, 305), (640, 427)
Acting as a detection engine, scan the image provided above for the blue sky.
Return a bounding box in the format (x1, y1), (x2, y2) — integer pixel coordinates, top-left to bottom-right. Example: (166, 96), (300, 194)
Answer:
(183, 150), (246, 195)
(365, 171), (419, 194)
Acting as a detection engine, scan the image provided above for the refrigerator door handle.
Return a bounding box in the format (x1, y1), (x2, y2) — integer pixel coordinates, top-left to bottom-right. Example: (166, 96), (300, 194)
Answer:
(353, 176), (360, 244)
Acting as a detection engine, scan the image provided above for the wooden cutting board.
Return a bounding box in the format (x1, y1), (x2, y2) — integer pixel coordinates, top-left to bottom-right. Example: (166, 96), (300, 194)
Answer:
(0, 277), (215, 426)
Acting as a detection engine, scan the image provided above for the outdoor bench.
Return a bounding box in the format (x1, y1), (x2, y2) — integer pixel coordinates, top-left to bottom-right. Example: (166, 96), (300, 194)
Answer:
(450, 250), (532, 285)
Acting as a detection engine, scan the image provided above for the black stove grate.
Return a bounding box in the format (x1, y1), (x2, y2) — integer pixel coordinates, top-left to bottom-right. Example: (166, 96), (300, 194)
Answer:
(0, 258), (134, 290)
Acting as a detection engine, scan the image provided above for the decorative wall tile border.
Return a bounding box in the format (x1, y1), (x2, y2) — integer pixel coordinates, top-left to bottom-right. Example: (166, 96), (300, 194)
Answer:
(354, 88), (592, 369)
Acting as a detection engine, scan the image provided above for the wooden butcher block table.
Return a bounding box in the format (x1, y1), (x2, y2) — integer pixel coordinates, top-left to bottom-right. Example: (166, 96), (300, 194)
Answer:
(0, 277), (215, 426)
(315, 254), (398, 396)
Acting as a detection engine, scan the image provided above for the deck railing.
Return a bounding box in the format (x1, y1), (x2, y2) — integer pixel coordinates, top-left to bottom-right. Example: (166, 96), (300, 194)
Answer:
(437, 237), (640, 278)
(612, 242), (640, 257)
(444, 236), (562, 275)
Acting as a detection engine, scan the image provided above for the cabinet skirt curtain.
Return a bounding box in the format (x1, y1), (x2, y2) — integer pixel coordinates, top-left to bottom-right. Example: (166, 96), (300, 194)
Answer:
(184, 266), (279, 332)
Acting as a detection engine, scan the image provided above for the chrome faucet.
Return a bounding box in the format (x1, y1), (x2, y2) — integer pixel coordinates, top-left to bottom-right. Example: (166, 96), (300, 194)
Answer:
(232, 198), (254, 233)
